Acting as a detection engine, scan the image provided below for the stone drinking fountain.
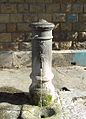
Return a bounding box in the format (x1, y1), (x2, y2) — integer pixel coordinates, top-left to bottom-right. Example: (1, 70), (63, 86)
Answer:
(27, 19), (61, 119)
(30, 19), (58, 106)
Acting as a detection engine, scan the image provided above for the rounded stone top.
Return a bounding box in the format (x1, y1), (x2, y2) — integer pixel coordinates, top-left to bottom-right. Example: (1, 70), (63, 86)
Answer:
(31, 19), (55, 29)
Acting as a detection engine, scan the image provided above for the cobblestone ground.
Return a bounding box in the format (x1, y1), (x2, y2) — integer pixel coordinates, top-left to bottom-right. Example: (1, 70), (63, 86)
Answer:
(0, 66), (86, 119)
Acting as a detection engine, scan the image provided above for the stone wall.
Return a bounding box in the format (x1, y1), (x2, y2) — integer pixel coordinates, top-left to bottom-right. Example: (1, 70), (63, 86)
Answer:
(0, 0), (86, 50)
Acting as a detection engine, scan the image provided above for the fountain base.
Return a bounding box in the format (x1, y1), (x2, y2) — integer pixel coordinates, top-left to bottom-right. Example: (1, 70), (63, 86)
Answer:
(22, 97), (62, 119)
(29, 81), (58, 106)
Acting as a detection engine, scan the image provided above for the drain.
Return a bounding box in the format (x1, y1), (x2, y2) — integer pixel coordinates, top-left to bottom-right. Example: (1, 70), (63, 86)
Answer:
(41, 115), (45, 118)
(40, 108), (56, 118)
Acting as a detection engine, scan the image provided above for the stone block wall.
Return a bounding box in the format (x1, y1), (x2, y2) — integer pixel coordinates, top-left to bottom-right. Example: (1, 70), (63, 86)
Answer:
(0, 0), (85, 50)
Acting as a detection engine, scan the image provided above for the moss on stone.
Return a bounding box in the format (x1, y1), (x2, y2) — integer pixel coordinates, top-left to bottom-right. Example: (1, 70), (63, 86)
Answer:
(38, 94), (52, 107)
(42, 95), (52, 106)
(29, 87), (54, 106)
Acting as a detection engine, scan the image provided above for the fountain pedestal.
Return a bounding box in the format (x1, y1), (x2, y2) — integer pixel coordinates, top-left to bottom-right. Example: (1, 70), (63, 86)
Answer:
(30, 19), (57, 106)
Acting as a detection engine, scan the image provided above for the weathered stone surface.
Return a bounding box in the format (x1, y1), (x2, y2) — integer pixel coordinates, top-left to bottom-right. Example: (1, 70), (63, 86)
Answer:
(17, 23), (30, 32)
(61, 0), (76, 3)
(53, 23), (60, 35)
(44, 0), (52, 3)
(13, 51), (32, 68)
(84, 4), (86, 12)
(26, 0), (52, 3)
(0, 51), (13, 68)
(46, 4), (60, 13)
(0, 0), (85, 50)
(67, 14), (78, 22)
(0, 33), (11, 42)
(30, 4), (45, 13)
(0, 103), (20, 119)
(58, 41), (72, 49)
(7, 23), (16, 32)
(53, 32), (78, 42)
(0, 4), (17, 13)
(0, 24), (6, 32)
(17, 4), (29, 13)
(18, 42), (32, 51)
(0, 14), (9, 23)
(75, 41), (86, 49)
(0, 66), (86, 119)
(72, 3), (83, 13)
(8, 0), (24, 2)
(52, 52), (72, 67)
(61, 23), (72, 31)
(52, 13), (66, 22)
(24, 14), (38, 23)
(60, 90), (86, 119)
(30, 19), (56, 106)
(25, 0), (45, 3)
(11, 33), (25, 42)
(53, 0), (60, 3)
(0, 42), (18, 51)
(10, 14), (23, 23)
(61, 3), (72, 13)
(21, 101), (62, 119)
(79, 14), (86, 22)
(0, 51), (31, 68)
(0, 0), (8, 2)
(73, 23), (86, 31)
(78, 32), (86, 41)
(77, 0), (86, 2)
(54, 65), (86, 90)
(37, 13), (52, 22)
(0, 50), (86, 68)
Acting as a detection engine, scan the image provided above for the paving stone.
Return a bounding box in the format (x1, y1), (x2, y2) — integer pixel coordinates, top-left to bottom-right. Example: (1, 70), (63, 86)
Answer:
(0, 103), (20, 119)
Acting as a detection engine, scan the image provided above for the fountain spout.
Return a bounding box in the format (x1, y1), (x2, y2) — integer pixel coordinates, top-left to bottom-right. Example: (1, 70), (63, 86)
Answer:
(30, 19), (57, 106)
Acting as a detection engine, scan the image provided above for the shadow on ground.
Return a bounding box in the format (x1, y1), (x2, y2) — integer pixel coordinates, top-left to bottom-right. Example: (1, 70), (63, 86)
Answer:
(0, 86), (30, 105)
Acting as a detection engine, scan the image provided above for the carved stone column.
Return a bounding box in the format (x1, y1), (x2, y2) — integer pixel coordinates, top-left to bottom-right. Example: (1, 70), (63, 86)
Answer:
(30, 19), (56, 106)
